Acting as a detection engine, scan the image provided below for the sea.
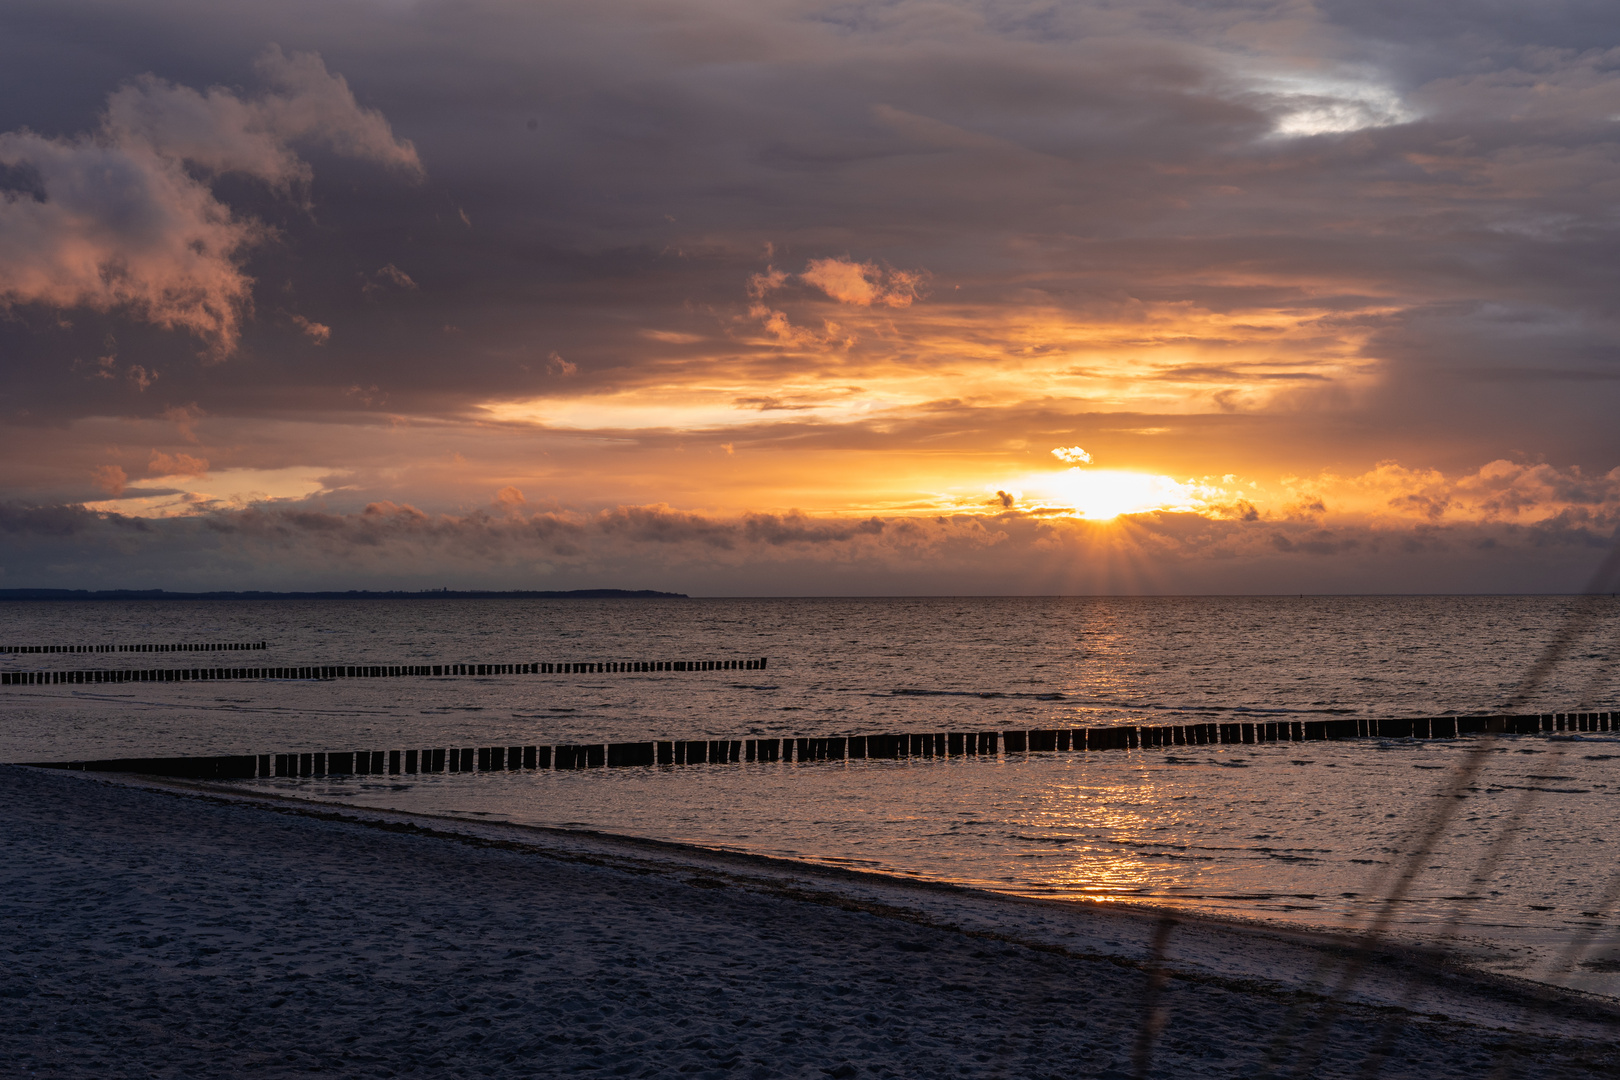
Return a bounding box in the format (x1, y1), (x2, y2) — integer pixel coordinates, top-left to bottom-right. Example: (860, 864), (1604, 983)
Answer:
(4, 595), (1619, 995)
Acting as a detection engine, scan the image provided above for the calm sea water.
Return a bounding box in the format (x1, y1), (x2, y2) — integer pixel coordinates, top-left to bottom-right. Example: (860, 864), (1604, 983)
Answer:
(4, 596), (1619, 993)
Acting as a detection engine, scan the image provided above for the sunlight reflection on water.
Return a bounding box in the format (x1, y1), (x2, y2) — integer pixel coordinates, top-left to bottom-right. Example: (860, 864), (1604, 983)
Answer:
(239, 733), (1620, 995)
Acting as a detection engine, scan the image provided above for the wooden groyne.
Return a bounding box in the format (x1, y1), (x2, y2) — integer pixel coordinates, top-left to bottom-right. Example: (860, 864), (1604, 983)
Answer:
(0, 641), (267, 655)
(0, 657), (768, 685)
(21, 710), (1613, 779)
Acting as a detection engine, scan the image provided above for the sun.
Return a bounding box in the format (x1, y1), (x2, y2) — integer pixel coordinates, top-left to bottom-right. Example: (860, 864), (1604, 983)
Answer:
(1048, 469), (1200, 519)
(997, 447), (1219, 520)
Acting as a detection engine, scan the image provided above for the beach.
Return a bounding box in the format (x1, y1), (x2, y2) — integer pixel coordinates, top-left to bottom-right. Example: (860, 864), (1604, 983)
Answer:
(2, 765), (1615, 1079)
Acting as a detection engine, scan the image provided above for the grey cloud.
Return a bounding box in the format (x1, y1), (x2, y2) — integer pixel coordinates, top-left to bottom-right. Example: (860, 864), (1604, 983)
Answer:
(596, 506), (737, 549)
(742, 513), (886, 546)
(0, 45), (418, 356)
(0, 499), (1614, 594)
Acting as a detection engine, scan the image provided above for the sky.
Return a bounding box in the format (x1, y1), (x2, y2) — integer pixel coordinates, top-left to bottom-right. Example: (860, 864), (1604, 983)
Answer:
(2, 0), (1619, 594)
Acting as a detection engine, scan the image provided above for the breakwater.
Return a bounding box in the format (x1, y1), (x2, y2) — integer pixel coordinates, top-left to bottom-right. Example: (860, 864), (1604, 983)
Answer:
(0, 657), (768, 684)
(21, 710), (1613, 779)
(0, 641), (267, 655)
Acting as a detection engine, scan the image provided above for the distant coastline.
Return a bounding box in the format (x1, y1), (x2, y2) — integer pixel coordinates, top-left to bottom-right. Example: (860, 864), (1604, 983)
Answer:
(0, 588), (688, 601)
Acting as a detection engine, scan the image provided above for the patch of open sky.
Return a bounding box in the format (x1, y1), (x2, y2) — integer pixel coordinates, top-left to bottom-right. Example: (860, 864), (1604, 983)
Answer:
(1252, 68), (1418, 137)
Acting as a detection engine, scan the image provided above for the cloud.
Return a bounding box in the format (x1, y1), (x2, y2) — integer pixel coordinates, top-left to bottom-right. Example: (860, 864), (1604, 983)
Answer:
(0, 46), (419, 355)
(732, 396), (815, 412)
(91, 465), (127, 497)
(746, 267), (789, 300)
(247, 47), (423, 177)
(148, 450), (209, 479)
(363, 263), (419, 298)
(288, 314), (331, 344)
(1291, 459), (1620, 527)
(374, 264), (417, 289)
(799, 258), (925, 308)
(161, 404), (203, 442)
(1052, 446), (1093, 465)
(0, 495), (1613, 594)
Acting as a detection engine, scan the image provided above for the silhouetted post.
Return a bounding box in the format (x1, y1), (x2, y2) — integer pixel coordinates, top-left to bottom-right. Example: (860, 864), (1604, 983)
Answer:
(608, 742), (655, 767)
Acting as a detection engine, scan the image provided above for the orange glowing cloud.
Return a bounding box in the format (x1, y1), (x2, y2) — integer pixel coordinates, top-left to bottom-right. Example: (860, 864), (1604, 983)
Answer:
(0, 47), (419, 355)
(799, 258), (925, 308)
(149, 451), (210, 479)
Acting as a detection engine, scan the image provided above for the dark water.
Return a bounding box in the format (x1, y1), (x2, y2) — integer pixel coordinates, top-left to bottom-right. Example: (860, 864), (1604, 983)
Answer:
(4, 596), (1619, 993)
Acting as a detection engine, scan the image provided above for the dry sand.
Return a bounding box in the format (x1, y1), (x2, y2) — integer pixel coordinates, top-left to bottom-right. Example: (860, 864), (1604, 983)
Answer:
(2, 764), (1616, 1079)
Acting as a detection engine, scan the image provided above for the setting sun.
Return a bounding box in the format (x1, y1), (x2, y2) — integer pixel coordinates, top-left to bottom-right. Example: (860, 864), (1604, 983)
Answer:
(1040, 469), (1205, 519)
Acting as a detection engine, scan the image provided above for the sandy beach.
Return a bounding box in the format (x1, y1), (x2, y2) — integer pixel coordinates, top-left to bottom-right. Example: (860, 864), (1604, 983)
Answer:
(2, 765), (1616, 1079)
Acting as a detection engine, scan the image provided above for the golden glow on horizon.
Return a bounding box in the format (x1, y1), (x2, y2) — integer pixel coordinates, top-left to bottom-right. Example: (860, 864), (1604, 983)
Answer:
(81, 467), (334, 518)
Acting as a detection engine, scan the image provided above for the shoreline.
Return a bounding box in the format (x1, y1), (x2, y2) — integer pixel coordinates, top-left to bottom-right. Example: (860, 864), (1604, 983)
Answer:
(102, 770), (1620, 1018)
(4, 764), (1617, 1077)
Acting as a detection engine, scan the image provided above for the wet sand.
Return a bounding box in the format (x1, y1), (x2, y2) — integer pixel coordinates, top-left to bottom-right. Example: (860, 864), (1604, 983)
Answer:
(2, 764), (1615, 1079)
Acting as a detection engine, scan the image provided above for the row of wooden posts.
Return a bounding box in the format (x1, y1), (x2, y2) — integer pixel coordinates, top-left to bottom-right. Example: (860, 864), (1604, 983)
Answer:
(0, 658), (769, 686)
(0, 641), (267, 654)
(25, 711), (1616, 779)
